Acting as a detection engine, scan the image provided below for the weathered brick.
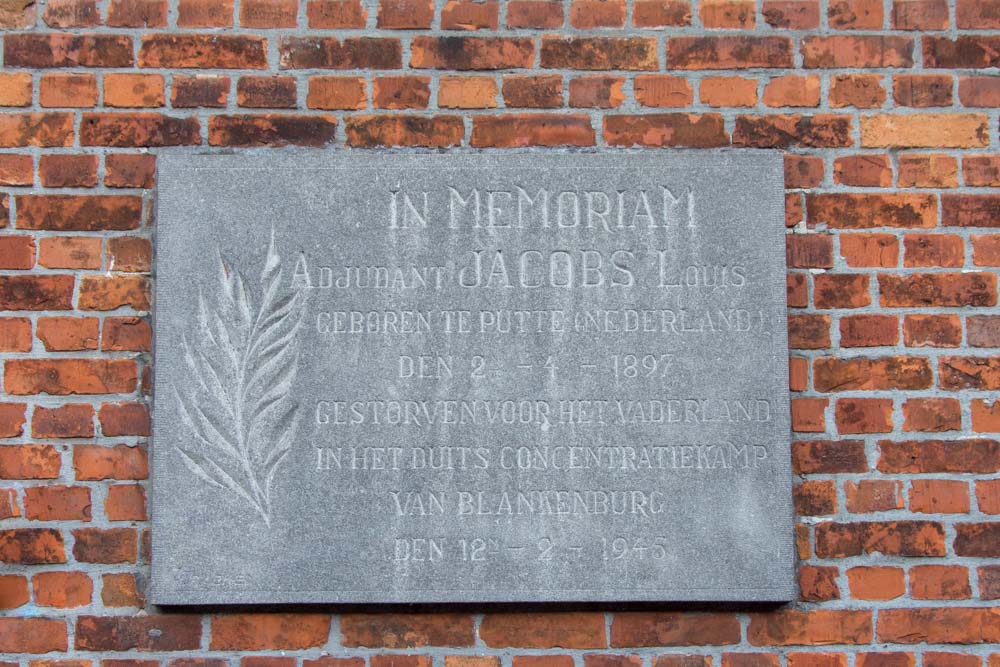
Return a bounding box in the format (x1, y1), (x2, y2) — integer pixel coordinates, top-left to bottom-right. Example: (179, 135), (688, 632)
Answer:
(733, 115), (852, 148)
(669, 36), (792, 69)
(611, 613), (740, 647)
(541, 37), (658, 70)
(348, 115), (464, 148)
(281, 37), (403, 69)
(482, 614), (606, 648)
(473, 114), (594, 147)
(81, 113), (200, 147)
(4, 34), (134, 68)
(139, 34), (267, 69)
(209, 614), (332, 650)
(76, 616), (201, 651)
(604, 114), (728, 147)
(208, 115), (338, 148)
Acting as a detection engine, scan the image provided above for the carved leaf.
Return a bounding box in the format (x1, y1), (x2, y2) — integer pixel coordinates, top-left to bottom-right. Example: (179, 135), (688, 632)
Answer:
(173, 227), (308, 525)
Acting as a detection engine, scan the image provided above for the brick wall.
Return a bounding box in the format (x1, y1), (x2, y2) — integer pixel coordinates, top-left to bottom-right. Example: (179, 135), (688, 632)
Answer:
(1, 0), (999, 664)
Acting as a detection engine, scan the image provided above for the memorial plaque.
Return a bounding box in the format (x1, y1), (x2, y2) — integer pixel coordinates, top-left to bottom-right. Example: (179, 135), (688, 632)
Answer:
(152, 151), (793, 604)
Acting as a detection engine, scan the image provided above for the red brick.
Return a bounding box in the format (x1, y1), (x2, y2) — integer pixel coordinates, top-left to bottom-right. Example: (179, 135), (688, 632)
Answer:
(635, 75), (693, 108)
(877, 439), (1000, 473)
(973, 235), (1000, 266)
(802, 36), (913, 68)
(308, 77), (367, 110)
(209, 114), (338, 148)
(700, 0), (755, 27)
(478, 614), (605, 648)
(209, 614), (332, 650)
(910, 565), (971, 599)
(816, 520), (945, 557)
(792, 439), (867, 473)
(814, 356), (932, 391)
(99, 403), (149, 437)
(0, 275), (74, 310)
(0, 113), (75, 147)
(377, 0), (433, 28)
(814, 274), (870, 309)
(571, 0), (626, 27)
(957, 0), (1000, 26)
(102, 317), (152, 352)
(36, 317), (99, 352)
(72, 528), (136, 563)
(0, 574), (29, 609)
(903, 398), (960, 432)
(76, 616), (201, 651)
(0, 528), (66, 564)
(241, 0), (298, 26)
(81, 113), (200, 147)
(0, 73), (32, 107)
(307, 0), (367, 27)
(634, 0), (691, 25)
(0, 236), (34, 270)
(763, 74), (819, 108)
(0, 489), (20, 518)
(763, 0), (819, 27)
(101, 572), (144, 608)
(978, 479), (1000, 513)
(943, 194), (1000, 228)
(178, 0), (233, 24)
(38, 155), (98, 189)
(668, 36), (792, 69)
(78, 275), (149, 311)
(473, 114), (593, 147)
(894, 74), (952, 107)
(903, 234), (963, 268)
(0, 618), (68, 653)
(830, 74), (886, 108)
(734, 115), (851, 148)
(541, 37), (658, 70)
(37, 238), (101, 271)
(722, 655), (780, 667)
(828, 0), (882, 27)
(105, 484), (147, 521)
(847, 567), (905, 600)
(700, 76), (757, 108)
(972, 400), (1000, 433)
(876, 608), (1000, 643)
(32, 571), (93, 607)
(4, 359), (137, 395)
(281, 37), (403, 69)
(845, 480), (903, 513)
(799, 565), (839, 602)
(24, 485), (91, 521)
(910, 479), (970, 513)
(965, 156), (1000, 186)
(924, 35), (1000, 69)
(861, 113), (989, 148)
(0, 319), (31, 353)
(794, 480), (837, 515)
(791, 397), (827, 432)
(139, 34), (266, 69)
(0, 444), (59, 478)
(836, 397), (892, 434)
(959, 76), (1000, 107)
(898, 154), (958, 188)
(347, 115), (463, 148)
(74, 444), (148, 480)
(808, 193), (935, 229)
(373, 76), (431, 110)
(503, 75), (563, 108)
(892, 0), (948, 27)
(604, 114), (728, 148)
(788, 314), (831, 349)
(507, 1), (564, 27)
(834, 155), (892, 187)
(840, 233), (899, 268)
(747, 610), (872, 646)
(441, 0), (499, 29)
(880, 273), (997, 307)
(924, 654), (980, 667)
(105, 73), (165, 108)
(172, 75), (230, 108)
(653, 656), (708, 667)
(787, 273), (807, 308)
(980, 566), (1000, 598)
(903, 314), (962, 347)
(787, 234), (832, 269)
(0, 154), (33, 186)
(840, 314), (897, 347)
(611, 613), (740, 647)
(107, 0), (168, 26)
(237, 76), (297, 109)
(784, 156), (823, 189)
(32, 403), (94, 438)
(955, 523), (1000, 557)
(4, 34), (134, 68)
(569, 76), (625, 108)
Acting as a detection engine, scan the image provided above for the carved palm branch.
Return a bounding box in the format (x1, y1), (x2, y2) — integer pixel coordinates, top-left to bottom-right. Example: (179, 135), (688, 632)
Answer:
(175, 229), (308, 526)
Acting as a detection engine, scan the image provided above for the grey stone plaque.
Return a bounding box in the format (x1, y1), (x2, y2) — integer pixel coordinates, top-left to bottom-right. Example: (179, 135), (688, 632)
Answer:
(152, 151), (793, 604)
